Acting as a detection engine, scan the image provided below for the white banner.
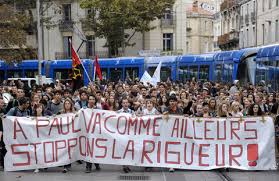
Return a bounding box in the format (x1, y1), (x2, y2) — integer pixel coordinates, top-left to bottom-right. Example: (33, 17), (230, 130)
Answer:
(3, 109), (277, 171)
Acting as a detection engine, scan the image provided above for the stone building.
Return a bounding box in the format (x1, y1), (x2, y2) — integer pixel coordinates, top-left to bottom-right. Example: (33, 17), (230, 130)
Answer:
(218, 0), (240, 50)
(186, 1), (214, 54)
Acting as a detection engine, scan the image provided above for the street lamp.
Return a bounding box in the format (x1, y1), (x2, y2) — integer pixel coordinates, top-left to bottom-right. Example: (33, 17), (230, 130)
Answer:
(36, 0), (43, 85)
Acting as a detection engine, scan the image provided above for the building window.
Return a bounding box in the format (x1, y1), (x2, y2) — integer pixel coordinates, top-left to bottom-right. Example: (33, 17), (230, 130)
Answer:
(277, 0), (279, 6)
(204, 41), (208, 53)
(253, 1), (256, 12)
(253, 26), (256, 46)
(63, 36), (72, 58)
(163, 33), (173, 51)
(269, 0), (272, 9)
(276, 20), (279, 41)
(86, 36), (95, 57)
(163, 9), (172, 20)
(268, 21), (272, 43)
(246, 29), (249, 47)
(62, 4), (71, 21)
(262, 24), (265, 44)
(262, 0), (265, 12)
(240, 31), (244, 48)
(186, 41), (189, 53)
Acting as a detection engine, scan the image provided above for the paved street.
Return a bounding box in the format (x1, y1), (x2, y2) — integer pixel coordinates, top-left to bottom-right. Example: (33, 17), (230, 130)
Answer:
(0, 163), (278, 181)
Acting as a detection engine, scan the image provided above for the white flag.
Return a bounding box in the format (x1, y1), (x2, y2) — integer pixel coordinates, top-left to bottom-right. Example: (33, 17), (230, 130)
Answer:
(140, 71), (152, 86)
(151, 61), (162, 86)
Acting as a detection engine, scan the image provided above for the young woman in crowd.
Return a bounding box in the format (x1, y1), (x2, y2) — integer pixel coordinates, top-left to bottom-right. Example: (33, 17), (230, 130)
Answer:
(32, 103), (47, 173)
(218, 102), (231, 117)
(208, 98), (217, 117)
(58, 98), (75, 173)
(230, 101), (243, 117)
(248, 103), (264, 116)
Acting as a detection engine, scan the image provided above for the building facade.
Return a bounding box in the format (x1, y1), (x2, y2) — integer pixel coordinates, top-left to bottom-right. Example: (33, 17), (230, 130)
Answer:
(36, 0), (190, 60)
(256, 0), (279, 46)
(186, 1), (214, 54)
(239, 0), (257, 48)
(213, 0), (223, 51)
(218, 0), (240, 50)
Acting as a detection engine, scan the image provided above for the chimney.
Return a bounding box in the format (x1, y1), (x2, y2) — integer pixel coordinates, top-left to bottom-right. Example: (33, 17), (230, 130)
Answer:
(193, 1), (198, 11)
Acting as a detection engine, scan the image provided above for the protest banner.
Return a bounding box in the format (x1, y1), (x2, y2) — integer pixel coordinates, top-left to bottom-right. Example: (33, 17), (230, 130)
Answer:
(3, 109), (276, 171)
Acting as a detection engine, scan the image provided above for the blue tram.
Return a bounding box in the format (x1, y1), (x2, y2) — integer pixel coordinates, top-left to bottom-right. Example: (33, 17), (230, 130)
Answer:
(145, 56), (177, 81)
(0, 60), (40, 82)
(255, 45), (279, 91)
(97, 57), (144, 82)
(177, 54), (214, 82)
(0, 44), (278, 90)
(44, 59), (92, 85)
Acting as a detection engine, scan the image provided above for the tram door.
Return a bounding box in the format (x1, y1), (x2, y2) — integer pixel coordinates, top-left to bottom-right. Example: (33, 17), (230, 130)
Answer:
(7, 70), (21, 78)
(54, 69), (71, 80)
(125, 68), (139, 81)
(148, 67), (171, 81)
(110, 68), (122, 82)
(24, 69), (38, 78)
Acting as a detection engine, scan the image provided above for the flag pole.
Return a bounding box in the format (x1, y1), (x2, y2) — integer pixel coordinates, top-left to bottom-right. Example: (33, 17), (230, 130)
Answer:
(70, 39), (92, 83)
(93, 61), (96, 82)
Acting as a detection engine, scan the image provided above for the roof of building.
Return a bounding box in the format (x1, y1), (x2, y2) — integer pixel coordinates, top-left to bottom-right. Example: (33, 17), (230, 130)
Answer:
(186, 3), (214, 16)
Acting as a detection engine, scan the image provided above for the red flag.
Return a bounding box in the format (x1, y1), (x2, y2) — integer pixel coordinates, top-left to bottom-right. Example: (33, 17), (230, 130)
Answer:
(71, 42), (83, 90)
(95, 55), (102, 81)
(71, 44), (81, 69)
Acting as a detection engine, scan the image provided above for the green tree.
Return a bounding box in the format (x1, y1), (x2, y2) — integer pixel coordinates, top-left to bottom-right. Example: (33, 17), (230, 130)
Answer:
(0, 4), (37, 62)
(0, 1), (61, 63)
(80, 0), (175, 57)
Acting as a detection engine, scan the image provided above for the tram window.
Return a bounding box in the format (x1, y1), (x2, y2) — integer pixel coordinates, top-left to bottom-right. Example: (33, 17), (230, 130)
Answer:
(54, 69), (71, 80)
(199, 65), (209, 81)
(7, 70), (21, 78)
(125, 67), (139, 81)
(255, 62), (268, 84)
(101, 68), (108, 80)
(0, 71), (4, 82)
(24, 69), (38, 78)
(178, 66), (188, 82)
(269, 61), (279, 91)
(148, 67), (171, 81)
(161, 67), (171, 81)
(189, 66), (198, 80)
(223, 64), (233, 82)
(148, 67), (156, 76)
(110, 68), (122, 82)
(215, 65), (222, 82)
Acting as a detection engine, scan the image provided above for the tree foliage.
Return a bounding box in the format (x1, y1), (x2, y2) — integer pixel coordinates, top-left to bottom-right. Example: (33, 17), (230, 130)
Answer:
(0, 4), (37, 62)
(0, 1), (60, 62)
(80, 0), (175, 57)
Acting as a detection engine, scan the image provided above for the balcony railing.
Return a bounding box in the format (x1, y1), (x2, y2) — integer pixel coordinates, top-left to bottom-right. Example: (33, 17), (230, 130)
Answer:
(217, 30), (239, 49)
(161, 18), (174, 28)
(59, 20), (74, 32)
(161, 49), (183, 56)
(245, 14), (249, 25)
(251, 12), (256, 23)
(217, 33), (230, 45)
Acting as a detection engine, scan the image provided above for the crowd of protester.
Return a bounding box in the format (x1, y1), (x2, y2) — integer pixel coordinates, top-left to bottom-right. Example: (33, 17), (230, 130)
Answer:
(0, 78), (278, 173)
